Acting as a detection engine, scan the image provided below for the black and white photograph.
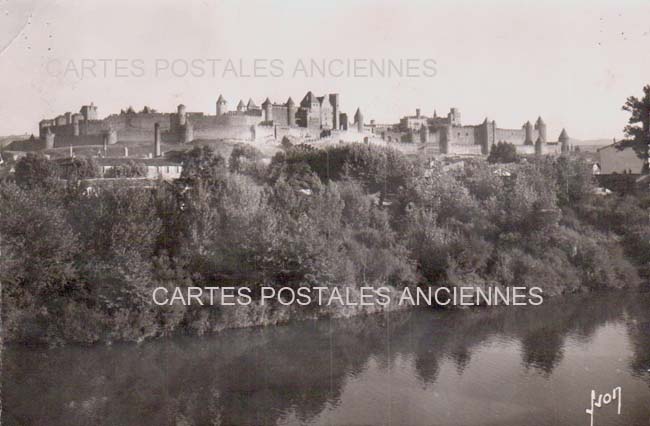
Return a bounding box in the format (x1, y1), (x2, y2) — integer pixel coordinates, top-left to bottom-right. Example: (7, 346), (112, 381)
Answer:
(1, 1), (649, 425)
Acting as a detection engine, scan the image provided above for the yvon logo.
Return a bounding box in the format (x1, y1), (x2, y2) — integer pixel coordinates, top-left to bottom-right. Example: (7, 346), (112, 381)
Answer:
(585, 386), (621, 426)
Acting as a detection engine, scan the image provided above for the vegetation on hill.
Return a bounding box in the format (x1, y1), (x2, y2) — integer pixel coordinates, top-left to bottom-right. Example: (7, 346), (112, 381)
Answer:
(0, 142), (647, 345)
(487, 141), (519, 164)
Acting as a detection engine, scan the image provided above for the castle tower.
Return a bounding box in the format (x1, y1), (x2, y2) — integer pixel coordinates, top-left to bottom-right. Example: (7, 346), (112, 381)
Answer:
(80, 103), (98, 121)
(73, 120), (80, 137)
(287, 97), (296, 126)
(416, 108), (421, 118)
(38, 119), (50, 140)
(246, 98), (258, 111)
(354, 108), (364, 132)
(419, 124), (429, 143)
(262, 98), (272, 122)
(102, 132), (109, 155)
(154, 122), (161, 157)
(448, 108), (461, 126)
(340, 113), (349, 131)
(329, 94), (339, 130)
(181, 120), (194, 144)
(440, 125), (451, 154)
(534, 116), (547, 143)
(559, 128), (570, 154)
(534, 136), (544, 156)
(523, 121), (533, 145)
(44, 128), (55, 150)
(216, 95), (227, 116)
(107, 129), (117, 145)
(177, 104), (187, 126)
(480, 118), (496, 155)
(236, 99), (246, 112)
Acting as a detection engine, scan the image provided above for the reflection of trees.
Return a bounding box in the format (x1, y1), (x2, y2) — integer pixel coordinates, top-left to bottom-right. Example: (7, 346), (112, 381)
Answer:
(625, 293), (650, 385)
(520, 329), (564, 376)
(4, 292), (648, 426)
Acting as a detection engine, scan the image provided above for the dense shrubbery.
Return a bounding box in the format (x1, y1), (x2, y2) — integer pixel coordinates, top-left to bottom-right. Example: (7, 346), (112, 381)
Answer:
(0, 144), (646, 345)
(487, 141), (519, 163)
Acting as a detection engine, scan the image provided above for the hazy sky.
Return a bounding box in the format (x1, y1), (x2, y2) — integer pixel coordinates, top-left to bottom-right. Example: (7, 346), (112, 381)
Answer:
(1, 0), (649, 140)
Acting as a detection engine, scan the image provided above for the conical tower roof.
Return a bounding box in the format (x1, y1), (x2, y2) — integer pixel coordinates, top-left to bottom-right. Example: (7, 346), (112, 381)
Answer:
(354, 108), (363, 120)
(536, 116), (545, 125)
(558, 128), (569, 142)
(217, 94), (226, 103)
(286, 97), (295, 106)
(237, 99), (246, 108)
(246, 98), (258, 109)
(301, 91), (317, 107)
(262, 97), (272, 107)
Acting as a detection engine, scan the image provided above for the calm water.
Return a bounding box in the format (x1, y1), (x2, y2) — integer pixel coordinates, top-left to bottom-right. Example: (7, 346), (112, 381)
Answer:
(4, 291), (650, 426)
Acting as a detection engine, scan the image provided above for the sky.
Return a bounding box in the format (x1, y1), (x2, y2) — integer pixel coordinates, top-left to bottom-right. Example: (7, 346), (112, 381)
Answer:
(0, 0), (649, 140)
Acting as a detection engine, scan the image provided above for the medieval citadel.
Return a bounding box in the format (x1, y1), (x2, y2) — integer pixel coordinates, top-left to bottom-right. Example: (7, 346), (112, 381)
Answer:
(32, 90), (571, 157)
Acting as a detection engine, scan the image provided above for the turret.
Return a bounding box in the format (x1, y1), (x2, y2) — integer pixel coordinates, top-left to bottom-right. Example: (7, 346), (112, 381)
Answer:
(262, 98), (272, 122)
(177, 104), (187, 126)
(80, 102), (98, 121)
(480, 117), (496, 155)
(329, 94), (339, 129)
(44, 127), (55, 150)
(216, 94), (227, 116)
(107, 129), (117, 145)
(287, 97), (296, 126)
(559, 128), (570, 154)
(39, 119), (50, 139)
(523, 121), (533, 145)
(354, 108), (364, 132)
(448, 108), (461, 125)
(182, 120), (194, 144)
(340, 113), (349, 131)
(102, 132), (109, 155)
(534, 136), (544, 156)
(419, 124), (429, 143)
(534, 116), (547, 143)
(440, 125), (451, 154)
(154, 122), (161, 157)
(236, 99), (246, 112)
(246, 98), (258, 111)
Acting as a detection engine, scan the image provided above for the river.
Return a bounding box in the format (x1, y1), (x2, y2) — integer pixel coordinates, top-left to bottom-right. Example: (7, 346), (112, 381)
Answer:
(3, 291), (650, 425)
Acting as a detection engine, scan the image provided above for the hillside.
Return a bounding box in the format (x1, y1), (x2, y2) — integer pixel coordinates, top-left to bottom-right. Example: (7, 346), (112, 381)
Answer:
(0, 134), (31, 149)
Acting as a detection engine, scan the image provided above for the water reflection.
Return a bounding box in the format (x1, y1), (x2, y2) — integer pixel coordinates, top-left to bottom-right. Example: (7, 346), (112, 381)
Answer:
(4, 291), (650, 426)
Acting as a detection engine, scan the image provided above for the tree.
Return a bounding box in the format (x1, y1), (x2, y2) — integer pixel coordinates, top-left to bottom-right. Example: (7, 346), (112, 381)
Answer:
(622, 84), (650, 173)
(228, 143), (265, 180)
(61, 157), (100, 181)
(14, 153), (59, 189)
(179, 146), (227, 183)
(487, 142), (518, 164)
